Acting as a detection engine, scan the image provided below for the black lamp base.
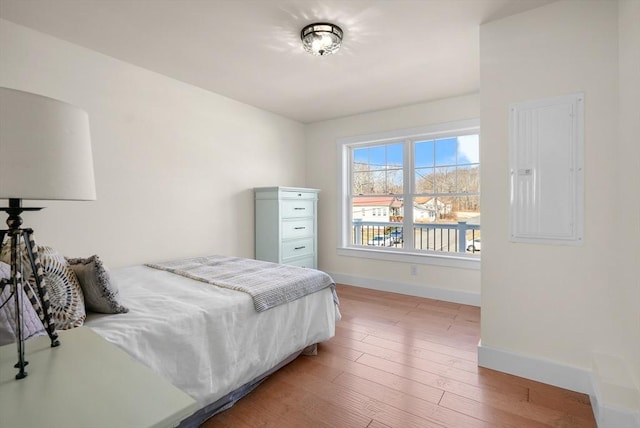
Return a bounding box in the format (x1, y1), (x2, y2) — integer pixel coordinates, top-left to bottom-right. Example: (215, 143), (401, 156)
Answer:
(0, 198), (61, 380)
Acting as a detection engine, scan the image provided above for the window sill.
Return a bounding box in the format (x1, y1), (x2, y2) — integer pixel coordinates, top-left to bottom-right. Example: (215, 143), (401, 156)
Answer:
(336, 246), (480, 270)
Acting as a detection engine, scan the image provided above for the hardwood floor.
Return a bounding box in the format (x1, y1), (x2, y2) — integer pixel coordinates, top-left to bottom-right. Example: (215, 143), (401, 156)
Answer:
(203, 284), (596, 428)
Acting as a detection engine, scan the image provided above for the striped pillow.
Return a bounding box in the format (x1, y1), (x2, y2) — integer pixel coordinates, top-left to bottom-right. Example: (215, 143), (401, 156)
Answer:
(66, 255), (128, 314)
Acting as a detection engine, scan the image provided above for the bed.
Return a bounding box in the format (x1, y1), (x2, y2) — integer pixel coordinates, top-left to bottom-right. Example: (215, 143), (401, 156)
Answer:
(81, 255), (340, 427)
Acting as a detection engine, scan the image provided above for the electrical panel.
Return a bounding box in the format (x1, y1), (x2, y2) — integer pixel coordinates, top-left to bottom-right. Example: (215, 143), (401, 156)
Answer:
(509, 93), (584, 244)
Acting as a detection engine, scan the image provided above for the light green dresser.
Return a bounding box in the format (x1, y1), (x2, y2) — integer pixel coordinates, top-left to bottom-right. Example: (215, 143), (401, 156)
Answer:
(255, 186), (319, 269)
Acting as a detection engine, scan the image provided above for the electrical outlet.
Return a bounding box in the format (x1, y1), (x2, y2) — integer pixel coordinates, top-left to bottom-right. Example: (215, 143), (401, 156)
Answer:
(410, 265), (417, 276)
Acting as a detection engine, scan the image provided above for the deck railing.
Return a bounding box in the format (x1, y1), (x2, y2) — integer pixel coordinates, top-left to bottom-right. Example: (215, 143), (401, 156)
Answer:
(352, 220), (480, 253)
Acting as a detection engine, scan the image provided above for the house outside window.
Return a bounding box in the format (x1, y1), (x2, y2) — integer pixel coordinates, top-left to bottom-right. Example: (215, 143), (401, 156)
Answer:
(338, 119), (480, 268)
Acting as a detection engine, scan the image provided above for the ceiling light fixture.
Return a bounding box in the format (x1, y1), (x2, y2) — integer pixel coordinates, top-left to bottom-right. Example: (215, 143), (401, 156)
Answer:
(300, 22), (343, 56)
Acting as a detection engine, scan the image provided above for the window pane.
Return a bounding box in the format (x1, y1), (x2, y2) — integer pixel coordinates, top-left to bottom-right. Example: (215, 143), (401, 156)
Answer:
(411, 196), (480, 253)
(457, 134), (480, 166)
(452, 195), (481, 254)
(387, 143), (403, 165)
(415, 167), (434, 193)
(412, 196), (456, 252)
(353, 171), (373, 195)
(457, 164), (480, 193)
(352, 143), (403, 195)
(415, 140), (434, 168)
(386, 167), (403, 194)
(350, 195), (404, 248)
(370, 170), (388, 194)
(368, 146), (386, 170)
(435, 138), (457, 166)
(413, 196), (436, 223)
(353, 147), (372, 167)
(434, 166), (456, 193)
(456, 195), (481, 218)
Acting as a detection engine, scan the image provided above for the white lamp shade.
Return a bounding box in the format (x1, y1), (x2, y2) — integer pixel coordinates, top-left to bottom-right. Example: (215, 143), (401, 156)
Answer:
(0, 87), (96, 201)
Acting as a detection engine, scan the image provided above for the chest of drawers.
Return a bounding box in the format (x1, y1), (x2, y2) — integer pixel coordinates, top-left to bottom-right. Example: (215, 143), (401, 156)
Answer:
(255, 187), (319, 269)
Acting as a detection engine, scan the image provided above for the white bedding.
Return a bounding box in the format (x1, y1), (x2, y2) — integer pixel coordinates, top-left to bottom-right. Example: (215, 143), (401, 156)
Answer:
(85, 264), (339, 408)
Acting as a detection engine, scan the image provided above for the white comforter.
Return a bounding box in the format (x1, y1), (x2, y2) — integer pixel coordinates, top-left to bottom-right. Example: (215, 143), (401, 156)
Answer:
(85, 265), (339, 407)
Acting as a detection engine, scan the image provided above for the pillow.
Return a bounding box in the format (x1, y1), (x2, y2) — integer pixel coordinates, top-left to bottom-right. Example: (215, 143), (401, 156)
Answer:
(0, 244), (86, 330)
(66, 255), (128, 314)
(0, 261), (46, 346)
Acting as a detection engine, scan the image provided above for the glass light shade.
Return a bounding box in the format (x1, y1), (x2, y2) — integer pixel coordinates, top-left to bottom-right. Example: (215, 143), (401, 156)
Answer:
(0, 87), (96, 201)
(301, 23), (343, 56)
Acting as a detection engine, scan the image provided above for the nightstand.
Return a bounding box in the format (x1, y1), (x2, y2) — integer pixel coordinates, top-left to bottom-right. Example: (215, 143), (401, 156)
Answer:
(0, 327), (197, 428)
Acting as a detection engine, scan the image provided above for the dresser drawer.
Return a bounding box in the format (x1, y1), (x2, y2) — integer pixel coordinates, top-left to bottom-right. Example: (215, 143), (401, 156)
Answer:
(284, 256), (315, 269)
(282, 200), (314, 218)
(281, 191), (317, 200)
(282, 219), (314, 239)
(282, 237), (314, 260)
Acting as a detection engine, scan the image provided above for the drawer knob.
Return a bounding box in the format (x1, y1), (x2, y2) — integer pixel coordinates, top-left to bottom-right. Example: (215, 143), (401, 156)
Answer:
(294, 226), (306, 230)
(294, 207), (305, 210)
(294, 246), (306, 250)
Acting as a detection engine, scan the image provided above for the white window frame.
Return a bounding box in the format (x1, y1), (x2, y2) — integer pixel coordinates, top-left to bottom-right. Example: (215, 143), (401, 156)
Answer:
(337, 119), (481, 270)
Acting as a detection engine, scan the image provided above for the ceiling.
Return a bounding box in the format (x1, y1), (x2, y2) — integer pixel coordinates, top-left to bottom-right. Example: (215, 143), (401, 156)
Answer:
(0, 0), (554, 123)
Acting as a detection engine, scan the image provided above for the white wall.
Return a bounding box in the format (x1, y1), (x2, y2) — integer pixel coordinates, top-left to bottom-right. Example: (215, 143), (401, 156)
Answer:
(305, 94), (481, 304)
(479, 0), (639, 423)
(617, 0), (640, 408)
(0, 19), (306, 268)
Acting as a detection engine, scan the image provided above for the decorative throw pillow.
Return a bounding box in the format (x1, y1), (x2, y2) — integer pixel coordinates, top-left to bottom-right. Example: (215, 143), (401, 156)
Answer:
(1, 244), (86, 330)
(34, 246), (86, 329)
(0, 261), (46, 346)
(66, 255), (128, 314)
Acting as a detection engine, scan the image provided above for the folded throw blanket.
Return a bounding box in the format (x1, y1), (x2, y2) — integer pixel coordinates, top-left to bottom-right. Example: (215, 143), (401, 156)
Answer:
(146, 255), (337, 312)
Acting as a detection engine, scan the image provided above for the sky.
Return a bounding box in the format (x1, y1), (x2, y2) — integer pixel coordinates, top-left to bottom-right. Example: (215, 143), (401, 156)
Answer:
(354, 134), (480, 169)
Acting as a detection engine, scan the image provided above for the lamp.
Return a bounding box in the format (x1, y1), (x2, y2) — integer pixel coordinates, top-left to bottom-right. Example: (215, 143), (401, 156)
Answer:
(300, 22), (343, 56)
(0, 87), (96, 379)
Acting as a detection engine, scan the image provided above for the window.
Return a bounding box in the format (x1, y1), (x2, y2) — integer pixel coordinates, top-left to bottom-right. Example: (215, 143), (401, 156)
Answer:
(338, 119), (480, 267)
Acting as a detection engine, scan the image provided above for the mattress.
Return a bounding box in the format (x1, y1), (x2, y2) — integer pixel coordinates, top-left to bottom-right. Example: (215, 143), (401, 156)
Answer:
(85, 264), (339, 409)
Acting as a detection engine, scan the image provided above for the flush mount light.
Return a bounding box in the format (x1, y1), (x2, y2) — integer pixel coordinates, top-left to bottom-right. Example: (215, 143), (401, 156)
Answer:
(300, 22), (343, 56)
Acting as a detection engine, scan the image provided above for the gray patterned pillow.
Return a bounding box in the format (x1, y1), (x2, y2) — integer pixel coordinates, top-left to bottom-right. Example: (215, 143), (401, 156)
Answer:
(1, 244), (86, 330)
(66, 255), (128, 314)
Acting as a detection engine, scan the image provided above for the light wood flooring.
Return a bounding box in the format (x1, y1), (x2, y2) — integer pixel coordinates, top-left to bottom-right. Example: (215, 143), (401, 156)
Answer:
(203, 284), (596, 428)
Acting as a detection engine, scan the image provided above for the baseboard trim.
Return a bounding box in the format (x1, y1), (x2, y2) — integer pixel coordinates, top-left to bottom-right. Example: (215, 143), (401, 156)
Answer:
(477, 342), (593, 393)
(478, 343), (640, 428)
(590, 386), (640, 428)
(328, 272), (481, 306)
(590, 353), (640, 428)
